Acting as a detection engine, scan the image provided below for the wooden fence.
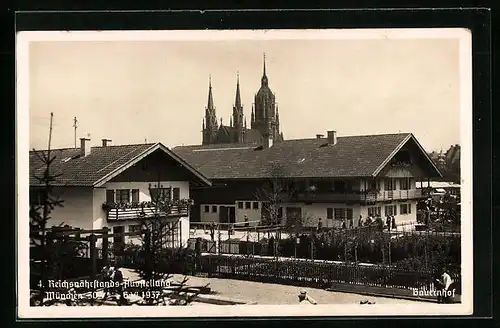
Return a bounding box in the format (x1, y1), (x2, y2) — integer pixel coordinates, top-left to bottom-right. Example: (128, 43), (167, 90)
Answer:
(200, 254), (462, 295)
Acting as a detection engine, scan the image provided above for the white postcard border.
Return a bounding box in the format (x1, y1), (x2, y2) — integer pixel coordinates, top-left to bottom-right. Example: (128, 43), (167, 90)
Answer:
(16, 28), (473, 318)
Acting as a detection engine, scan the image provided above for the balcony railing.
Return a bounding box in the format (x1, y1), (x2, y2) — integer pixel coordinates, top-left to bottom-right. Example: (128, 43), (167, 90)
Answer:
(280, 189), (427, 204)
(103, 200), (192, 221)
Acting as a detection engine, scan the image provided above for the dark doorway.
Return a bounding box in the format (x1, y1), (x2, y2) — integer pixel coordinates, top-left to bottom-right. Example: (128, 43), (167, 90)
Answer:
(113, 226), (125, 253)
(219, 206), (229, 223)
(286, 207), (302, 227)
(228, 207), (236, 223)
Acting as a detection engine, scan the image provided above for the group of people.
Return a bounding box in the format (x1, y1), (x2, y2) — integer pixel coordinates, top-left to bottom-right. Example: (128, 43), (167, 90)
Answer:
(358, 215), (397, 231)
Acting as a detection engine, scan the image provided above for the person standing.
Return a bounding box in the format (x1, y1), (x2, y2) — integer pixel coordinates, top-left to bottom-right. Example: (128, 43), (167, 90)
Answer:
(435, 266), (454, 303)
(358, 215), (363, 228)
(391, 216), (397, 230)
(386, 216), (392, 231)
(112, 264), (127, 305)
(209, 222), (216, 241)
(317, 218), (323, 232)
(244, 214), (249, 227)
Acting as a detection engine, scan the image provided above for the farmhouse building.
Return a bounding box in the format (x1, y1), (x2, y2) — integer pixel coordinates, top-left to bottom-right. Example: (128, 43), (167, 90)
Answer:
(29, 139), (211, 248)
(173, 131), (442, 229)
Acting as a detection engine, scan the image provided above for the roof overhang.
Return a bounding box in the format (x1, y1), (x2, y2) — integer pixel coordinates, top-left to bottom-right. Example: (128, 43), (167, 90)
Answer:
(371, 133), (443, 178)
(93, 143), (212, 188)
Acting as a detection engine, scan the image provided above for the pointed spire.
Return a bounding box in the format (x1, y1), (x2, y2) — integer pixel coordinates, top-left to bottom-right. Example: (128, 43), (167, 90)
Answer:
(235, 71), (241, 108)
(261, 53), (268, 86)
(263, 53), (266, 76)
(230, 116), (233, 127)
(251, 104), (255, 124)
(220, 117), (223, 126)
(207, 74), (214, 110)
(202, 119), (205, 130)
(244, 117), (247, 129)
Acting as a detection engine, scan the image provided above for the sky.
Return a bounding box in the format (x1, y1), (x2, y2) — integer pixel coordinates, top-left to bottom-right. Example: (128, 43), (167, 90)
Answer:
(26, 30), (463, 153)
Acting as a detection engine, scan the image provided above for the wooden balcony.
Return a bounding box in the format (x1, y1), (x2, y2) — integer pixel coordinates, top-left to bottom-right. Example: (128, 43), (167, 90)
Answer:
(103, 201), (191, 221)
(280, 189), (427, 204)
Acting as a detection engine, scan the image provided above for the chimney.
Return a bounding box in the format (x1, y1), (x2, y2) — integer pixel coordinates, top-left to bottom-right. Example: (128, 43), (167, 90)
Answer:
(102, 138), (112, 147)
(316, 134), (324, 139)
(80, 138), (91, 157)
(327, 130), (337, 145)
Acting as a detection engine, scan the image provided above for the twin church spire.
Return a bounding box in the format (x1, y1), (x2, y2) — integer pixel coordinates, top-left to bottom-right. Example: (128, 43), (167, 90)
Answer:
(202, 54), (282, 145)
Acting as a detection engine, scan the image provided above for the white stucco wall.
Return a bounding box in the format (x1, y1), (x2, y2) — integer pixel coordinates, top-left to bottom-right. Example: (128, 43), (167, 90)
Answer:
(45, 187), (94, 230)
(93, 181), (190, 248)
(199, 204), (223, 223)
(235, 201), (261, 223)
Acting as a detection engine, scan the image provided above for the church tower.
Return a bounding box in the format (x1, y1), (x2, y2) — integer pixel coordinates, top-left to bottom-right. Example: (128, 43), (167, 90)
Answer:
(232, 73), (246, 143)
(252, 53), (281, 143)
(202, 76), (219, 145)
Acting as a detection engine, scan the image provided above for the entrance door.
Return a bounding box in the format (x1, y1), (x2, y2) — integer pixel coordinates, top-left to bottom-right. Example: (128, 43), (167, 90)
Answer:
(219, 206), (229, 223)
(286, 207), (302, 227)
(113, 226), (125, 253)
(228, 207), (236, 223)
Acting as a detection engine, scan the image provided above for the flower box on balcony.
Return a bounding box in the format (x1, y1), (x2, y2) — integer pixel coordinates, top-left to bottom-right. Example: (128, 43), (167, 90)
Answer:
(102, 199), (193, 221)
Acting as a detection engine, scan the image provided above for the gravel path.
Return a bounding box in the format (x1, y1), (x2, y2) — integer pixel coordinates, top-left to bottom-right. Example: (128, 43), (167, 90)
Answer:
(122, 269), (425, 305)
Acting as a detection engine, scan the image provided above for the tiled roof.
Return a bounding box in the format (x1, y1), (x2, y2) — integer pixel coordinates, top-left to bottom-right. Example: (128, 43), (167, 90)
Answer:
(30, 143), (153, 186)
(29, 143), (211, 187)
(173, 133), (437, 180)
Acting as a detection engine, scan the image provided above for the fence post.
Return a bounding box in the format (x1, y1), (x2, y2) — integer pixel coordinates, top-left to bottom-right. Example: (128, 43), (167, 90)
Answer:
(89, 234), (97, 281)
(388, 238), (392, 266)
(102, 227), (109, 266)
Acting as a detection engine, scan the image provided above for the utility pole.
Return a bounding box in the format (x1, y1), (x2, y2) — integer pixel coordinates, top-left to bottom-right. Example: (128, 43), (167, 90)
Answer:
(72, 117), (78, 148)
(48, 113), (54, 151)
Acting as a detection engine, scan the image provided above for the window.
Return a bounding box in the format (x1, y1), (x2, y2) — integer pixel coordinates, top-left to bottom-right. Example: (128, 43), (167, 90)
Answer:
(238, 202), (244, 209)
(384, 205), (397, 216)
(128, 224), (142, 234)
(212, 206), (217, 213)
(400, 203), (412, 214)
(385, 179), (395, 191)
(253, 202), (259, 209)
(131, 189), (139, 203)
(400, 178), (409, 190)
(334, 208), (345, 220)
(327, 208), (333, 220)
(106, 190), (115, 203)
(368, 206), (381, 217)
(150, 188), (171, 201)
(116, 189), (130, 203)
(245, 202), (251, 209)
(164, 221), (180, 247)
(172, 188), (180, 201)
(204, 205), (210, 213)
(334, 208), (352, 220)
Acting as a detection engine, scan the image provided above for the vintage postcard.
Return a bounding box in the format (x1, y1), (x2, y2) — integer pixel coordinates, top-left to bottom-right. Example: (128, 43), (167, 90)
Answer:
(16, 28), (473, 318)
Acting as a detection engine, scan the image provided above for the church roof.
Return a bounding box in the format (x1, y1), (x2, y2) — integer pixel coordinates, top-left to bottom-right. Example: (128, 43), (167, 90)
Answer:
(173, 133), (442, 180)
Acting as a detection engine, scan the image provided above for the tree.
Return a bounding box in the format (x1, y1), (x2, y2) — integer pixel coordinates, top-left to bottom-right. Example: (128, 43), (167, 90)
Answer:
(29, 113), (66, 306)
(255, 162), (293, 227)
(127, 181), (206, 306)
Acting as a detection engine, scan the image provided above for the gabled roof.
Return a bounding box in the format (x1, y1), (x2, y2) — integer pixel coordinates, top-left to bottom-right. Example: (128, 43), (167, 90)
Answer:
(173, 133), (442, 180)
(30, 142), (212, 187)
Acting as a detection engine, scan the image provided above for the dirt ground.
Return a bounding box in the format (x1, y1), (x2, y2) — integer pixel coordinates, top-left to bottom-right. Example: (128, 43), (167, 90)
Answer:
(122, 269), (425, 305)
